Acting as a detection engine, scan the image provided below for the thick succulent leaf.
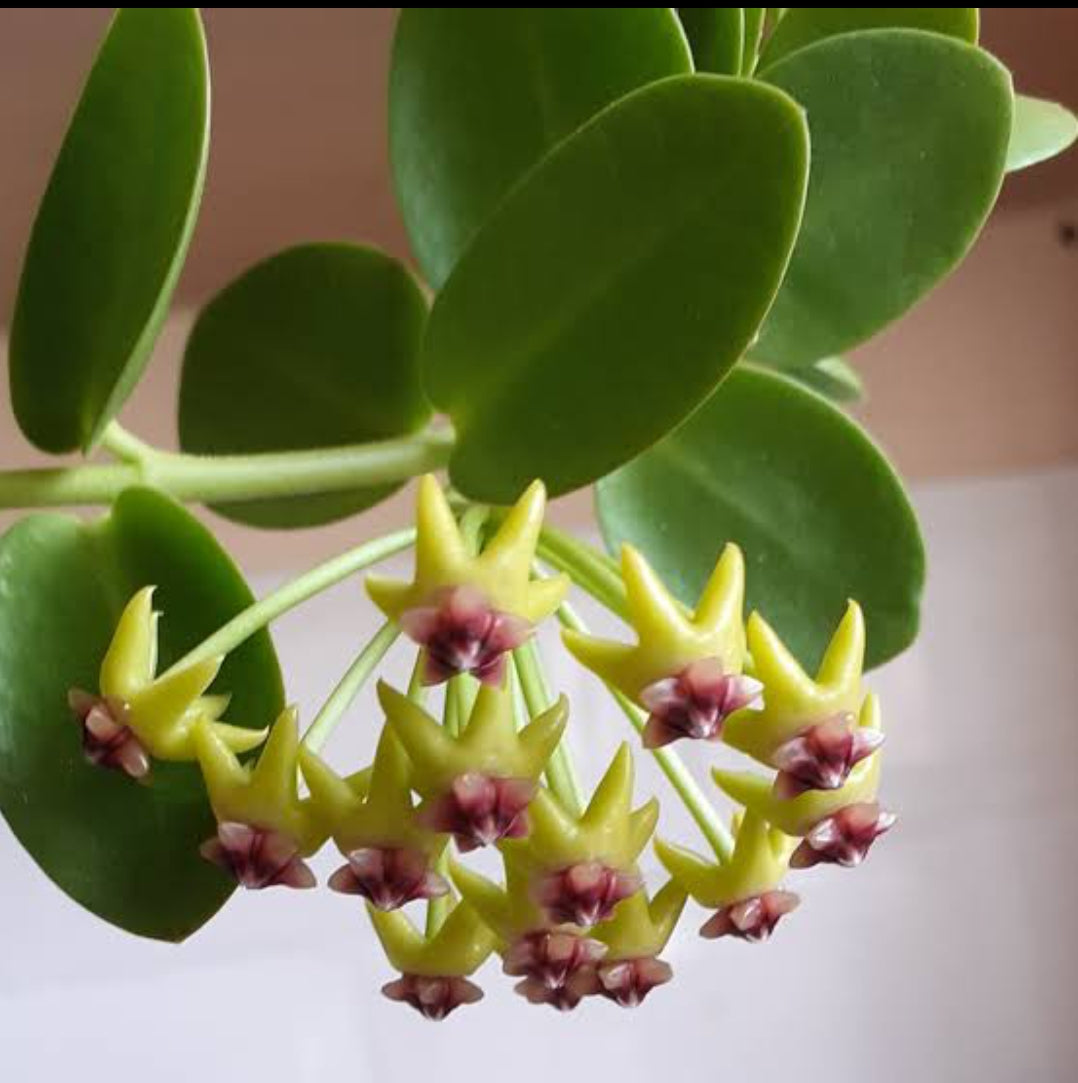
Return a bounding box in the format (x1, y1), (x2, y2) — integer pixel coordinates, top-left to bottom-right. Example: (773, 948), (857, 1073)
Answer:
(1006, 94), (1078, 172)
(423, 74), (809, 502)
(390, 8), (691, 288)
(0, 489), (283, 941)
(677, 8), (744, 74)
(758, 6), (978, 67)
(9, 9), (209, 453)
(597, 367), (924, 669)
(179, 243), (430, 529)
(755, 29), (1012, 368)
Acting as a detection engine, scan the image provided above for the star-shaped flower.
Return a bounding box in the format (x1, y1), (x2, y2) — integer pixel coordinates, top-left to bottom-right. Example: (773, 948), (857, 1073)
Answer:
(367, 476), (568, 685)
(378, 680), (567, 851)
(724, 602), (881, 789)
(194, 707), (326, 890)
(563, 544), (759, 747)
(69, 587), (266, 779)
(505, 743), (658, 927)
(451, 856), (606, 1012)
(370, 899), (497, 1020)
(656, 809), (799, 942)
(714, 694), (895, 869)
(567, 881), (687, 1008)
(300, 727), (448, 910)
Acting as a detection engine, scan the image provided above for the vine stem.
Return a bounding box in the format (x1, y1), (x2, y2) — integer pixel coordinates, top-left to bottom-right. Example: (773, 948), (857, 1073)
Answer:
(167, 528), (416, 674)
(542, 565), (734, 861)
(0, 425), (454, 508)
(512, 642), (584, 816)
(536, 525), (627, 619)
(302, 622), (399, 753)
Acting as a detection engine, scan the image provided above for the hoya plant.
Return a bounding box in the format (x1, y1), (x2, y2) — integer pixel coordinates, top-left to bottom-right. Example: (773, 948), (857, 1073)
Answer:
(0, 8), (1073, 1018)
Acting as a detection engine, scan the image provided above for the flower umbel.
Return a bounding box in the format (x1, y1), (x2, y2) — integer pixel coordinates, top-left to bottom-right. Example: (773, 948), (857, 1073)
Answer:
(69, 587), (266, 778)
(194, 707), (325, 889)
(714, 694), (895, 869)
(657, 809), (799, 941)
(378, 679), (567, 850)
(367, 476), (568, 684)
(563, 544), (760, 747)
(370, 899), (497, 1020)
(301, 727), (448, 910)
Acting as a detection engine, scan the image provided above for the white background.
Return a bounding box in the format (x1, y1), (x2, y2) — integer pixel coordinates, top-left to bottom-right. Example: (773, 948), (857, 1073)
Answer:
(2, 466), (1077, 1082)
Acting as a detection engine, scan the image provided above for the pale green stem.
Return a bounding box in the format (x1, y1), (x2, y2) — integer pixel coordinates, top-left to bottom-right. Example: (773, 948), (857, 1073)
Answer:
(513, 640), (584, 817)
(407, 649), (429, 707)
(536, 525), (627, 619)
(553, 596), (734, 861)
(0, 426), (454, 508)
(167, 528), (415, 674)
(302, 623), (399, 753)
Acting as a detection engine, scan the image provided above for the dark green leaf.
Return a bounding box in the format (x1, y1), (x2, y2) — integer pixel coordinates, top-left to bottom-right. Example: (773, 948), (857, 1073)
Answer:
(0, 489), (283, 941)
(390, 8), (691, 288)
(10, 9), (209, 453)
(756, 30), (1012, 368)
(677, 8), (743, 74)
(1006, 94), (1078, 172)
(179, 244), (430, 529)
(758, 6), (978, 67)
(597, 366), (924, 669)
(424, 74), (809, 502)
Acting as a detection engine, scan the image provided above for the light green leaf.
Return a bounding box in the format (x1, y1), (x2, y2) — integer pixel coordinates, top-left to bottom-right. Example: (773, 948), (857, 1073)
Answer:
(597, 366), (924, 669)
(1006, 94), (1078, 172)
(785, 356), (864, 403)
(756, 29), (1012, 368)
(677, 8), (743, 74)
(758, 6), (978, 67)
(179, 244), (430, 529)
(0, 489), (283, 941)
(390, 8), (691, 289)
(423, 74), (809, 502)
(10, 9), (209, 453)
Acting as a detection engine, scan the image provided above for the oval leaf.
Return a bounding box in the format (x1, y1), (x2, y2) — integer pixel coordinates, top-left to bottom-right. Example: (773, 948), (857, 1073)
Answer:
(0, 489), (283, 941)
(9, 9), (210, 453)
(677, 8), (743, 74)
(1006, 94), (1078, 172)
(390, 8), (691, 288)
(179, 244), (430, 529)
(758, 6), (978, 67)
(597, 366), (925, 669)
(786, 356), (864, 404)
(424, 74), (809, 502)
(754, 29), (1012, 369)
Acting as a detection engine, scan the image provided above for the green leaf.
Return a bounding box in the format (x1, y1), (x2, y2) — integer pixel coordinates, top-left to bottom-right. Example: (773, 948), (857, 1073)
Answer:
(423, 74), (810, 503)
(677, 8), (743, 74)
(390, 8), (691, 289)
(0, 488), (283, 941)
(9, 9), (210, 454)
(596, 366), (924, 669)
(758, 6), (978, 67)
(785, 356), (864, 404)
(742, 8), (767, 73)
(755, 29), (1012, 369)
(178, 244), (430, 529)
(1006, 94), (1078, 172)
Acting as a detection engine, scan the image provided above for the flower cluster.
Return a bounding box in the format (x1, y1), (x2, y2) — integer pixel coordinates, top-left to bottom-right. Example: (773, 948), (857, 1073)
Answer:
(68, 475), (894, 1019)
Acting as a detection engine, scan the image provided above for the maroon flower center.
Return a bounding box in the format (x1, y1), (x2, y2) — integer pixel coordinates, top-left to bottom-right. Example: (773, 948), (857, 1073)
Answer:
(383, 974), (483, 1020)
(399, 585), (533, 686)
(640, 659), (762, 749)
(772, 714), (884, 793)
(68, 688), (149, 780)
(585, 956), (674, 1008)
(699, 889), (801, 942)
(328, 846), (448, 910)
(419, 773), (535, 851)
(514, 975), (591, 1012)
(199, 821), (316, 890)
(534, 862), (642, 927)
(791, 802), (897, 869)
(503, 929), (606, 990)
